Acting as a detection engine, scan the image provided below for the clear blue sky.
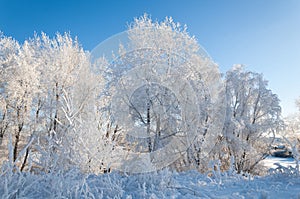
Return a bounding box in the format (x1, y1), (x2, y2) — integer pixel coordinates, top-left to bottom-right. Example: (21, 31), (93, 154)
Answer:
(1, 0), (300, 116)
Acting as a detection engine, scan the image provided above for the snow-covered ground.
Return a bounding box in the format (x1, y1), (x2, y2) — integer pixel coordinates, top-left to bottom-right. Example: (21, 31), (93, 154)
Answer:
(262, 156), (298, 170)
(1, 158), (300, 199)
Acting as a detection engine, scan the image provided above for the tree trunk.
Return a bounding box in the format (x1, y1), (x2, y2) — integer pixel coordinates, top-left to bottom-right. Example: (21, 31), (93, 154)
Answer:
(147, 102), (152, 152)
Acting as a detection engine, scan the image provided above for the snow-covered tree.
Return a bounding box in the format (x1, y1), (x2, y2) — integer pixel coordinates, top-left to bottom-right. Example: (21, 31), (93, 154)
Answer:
(221, 65), (283, 173)
(0, 33), (21, 147)
(283, 99), (300, 150)
(26, 33), (105, 172)
(0, 32), (109, 173)
(95, 14), (224, 173)
(284, 114), (300, 139)
(0, 33), (38, 170)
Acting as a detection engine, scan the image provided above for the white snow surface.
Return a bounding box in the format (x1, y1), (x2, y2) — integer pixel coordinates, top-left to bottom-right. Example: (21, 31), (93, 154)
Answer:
(1, 159), (300, 199)
(262, 156), (298, 170)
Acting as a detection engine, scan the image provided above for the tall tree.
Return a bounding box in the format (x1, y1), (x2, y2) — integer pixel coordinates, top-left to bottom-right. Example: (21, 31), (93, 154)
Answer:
(0, 33), (38, 168)
(29, 33), (101, 172)
(222, 65), (283, 173)
(0, 33), (20, 146)
(97, 14), (224, 172)
(0, 32), (106, 172)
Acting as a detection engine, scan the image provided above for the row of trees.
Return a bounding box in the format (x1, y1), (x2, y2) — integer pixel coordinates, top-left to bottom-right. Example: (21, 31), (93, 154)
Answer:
(0, 15), (284, 174)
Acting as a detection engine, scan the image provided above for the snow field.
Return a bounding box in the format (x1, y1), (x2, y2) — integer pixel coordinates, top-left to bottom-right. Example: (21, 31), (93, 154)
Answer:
(1, 165), (300, 198)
